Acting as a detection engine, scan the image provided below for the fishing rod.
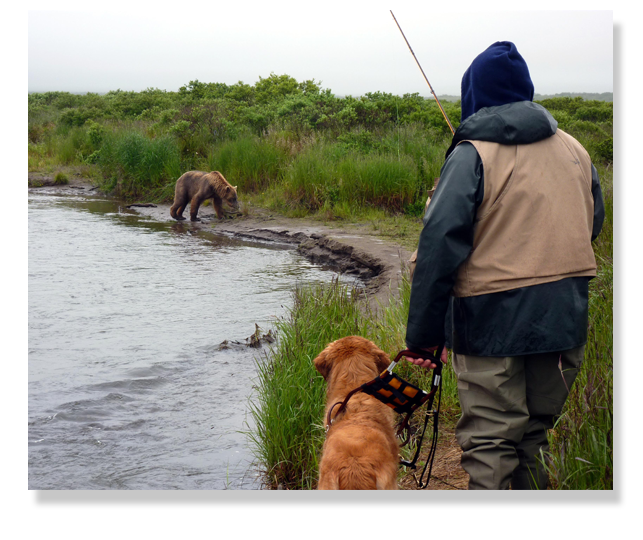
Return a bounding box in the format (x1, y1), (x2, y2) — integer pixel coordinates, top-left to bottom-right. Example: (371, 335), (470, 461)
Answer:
(390, 10), (455, 135)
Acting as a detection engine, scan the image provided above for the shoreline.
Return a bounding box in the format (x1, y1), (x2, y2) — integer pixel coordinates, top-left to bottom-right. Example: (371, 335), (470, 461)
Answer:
(28, 174), (414, 309)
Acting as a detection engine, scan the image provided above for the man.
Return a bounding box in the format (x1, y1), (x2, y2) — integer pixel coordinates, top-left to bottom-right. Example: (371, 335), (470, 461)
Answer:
(405, 41), (604, 490)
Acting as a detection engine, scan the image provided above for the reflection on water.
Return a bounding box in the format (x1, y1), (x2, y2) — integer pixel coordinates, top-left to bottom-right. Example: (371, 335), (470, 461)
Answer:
(28, 190), (357, 489)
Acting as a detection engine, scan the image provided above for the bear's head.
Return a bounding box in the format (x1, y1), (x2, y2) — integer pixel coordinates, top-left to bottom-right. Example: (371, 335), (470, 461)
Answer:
(224, 184), (239, 211)
(210, 171), (239, 211)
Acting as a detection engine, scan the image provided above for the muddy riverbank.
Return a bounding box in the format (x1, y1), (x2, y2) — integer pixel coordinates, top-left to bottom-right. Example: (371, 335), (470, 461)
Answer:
(29, 174), (414, 309)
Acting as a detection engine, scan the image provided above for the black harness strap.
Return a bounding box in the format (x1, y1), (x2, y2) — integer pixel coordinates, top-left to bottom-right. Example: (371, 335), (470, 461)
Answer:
(326, 347), (444, 489)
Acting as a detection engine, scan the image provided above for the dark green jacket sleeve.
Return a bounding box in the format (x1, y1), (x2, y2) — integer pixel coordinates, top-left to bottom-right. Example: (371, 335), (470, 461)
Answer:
(405, 142), (483, 350)
(591, 164), (605, 242)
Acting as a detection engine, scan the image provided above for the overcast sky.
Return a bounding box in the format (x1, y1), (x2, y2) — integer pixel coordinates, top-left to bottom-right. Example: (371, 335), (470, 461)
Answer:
(28, 3), (613, 97)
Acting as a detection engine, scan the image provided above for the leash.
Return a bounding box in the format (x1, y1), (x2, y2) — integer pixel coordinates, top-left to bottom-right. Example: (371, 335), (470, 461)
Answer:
(326, 346), (444, 489)
(404, 358), (442, 489)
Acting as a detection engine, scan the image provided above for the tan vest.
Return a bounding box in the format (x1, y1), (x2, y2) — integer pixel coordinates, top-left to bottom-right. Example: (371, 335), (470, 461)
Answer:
(453, 130), (597, 298)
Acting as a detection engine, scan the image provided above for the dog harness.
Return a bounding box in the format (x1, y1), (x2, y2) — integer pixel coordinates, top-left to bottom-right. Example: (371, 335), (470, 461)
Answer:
(326, 348), (444, 489)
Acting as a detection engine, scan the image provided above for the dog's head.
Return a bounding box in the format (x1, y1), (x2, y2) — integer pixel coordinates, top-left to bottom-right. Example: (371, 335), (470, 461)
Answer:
(313, 336), (391, 385)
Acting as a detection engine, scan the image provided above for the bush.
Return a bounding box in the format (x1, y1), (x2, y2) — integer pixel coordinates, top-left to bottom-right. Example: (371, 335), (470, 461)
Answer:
(53, 172), (69, 185)
(255, 73), (302, 104)
(576, 103), (613, 123)
(59, 107), (103, 127)
(86, 120), (105, 148)
(98, 130), (182, 196)
(538, 96), (586, 115)
(594, 137), (613, 162)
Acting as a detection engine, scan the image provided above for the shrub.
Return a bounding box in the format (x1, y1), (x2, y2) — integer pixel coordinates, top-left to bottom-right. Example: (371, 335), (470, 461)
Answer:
(53, 172), (69, 185)
(158, 108), (179, 125)
(538, 96), (586, 115)
(59, 107), (103, 127)
(86, 120), (105, 148)
(255, 73), (302, 104)
(98, 130), (182, 196)
(576, 103), (613, 123)
(594, 137), (613, 162)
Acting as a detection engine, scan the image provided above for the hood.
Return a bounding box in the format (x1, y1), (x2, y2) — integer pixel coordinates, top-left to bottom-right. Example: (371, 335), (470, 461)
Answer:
(461, 41), (534, 122)
(445, 101), (558, 158)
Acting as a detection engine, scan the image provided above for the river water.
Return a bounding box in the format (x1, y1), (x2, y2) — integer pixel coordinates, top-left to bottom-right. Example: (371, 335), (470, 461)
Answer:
(28, 189), (355, 490)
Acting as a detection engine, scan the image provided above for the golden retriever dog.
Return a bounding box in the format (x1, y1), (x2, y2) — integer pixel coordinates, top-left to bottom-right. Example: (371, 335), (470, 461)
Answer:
(313, 336), (399, 490)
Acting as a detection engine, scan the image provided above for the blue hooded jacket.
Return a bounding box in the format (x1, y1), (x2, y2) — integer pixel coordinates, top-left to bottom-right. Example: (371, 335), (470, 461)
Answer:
(460, 41), (535, 122)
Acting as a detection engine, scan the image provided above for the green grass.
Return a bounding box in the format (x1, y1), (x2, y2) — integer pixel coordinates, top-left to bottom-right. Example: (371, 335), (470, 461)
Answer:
(247, 280), (363, 489)
(206, 136), (289, 192)
(53, 172), (69, 185)
(248, 232), (612, 490)
(281, 145), (419, 212)
(97, 130), (182, 198)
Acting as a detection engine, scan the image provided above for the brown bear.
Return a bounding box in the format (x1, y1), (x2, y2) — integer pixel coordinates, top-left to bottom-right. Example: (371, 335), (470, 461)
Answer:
(170, 171), (239, 222)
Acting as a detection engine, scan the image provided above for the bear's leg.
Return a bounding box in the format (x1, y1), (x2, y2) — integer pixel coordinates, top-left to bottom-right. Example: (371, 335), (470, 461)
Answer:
(212, 196), (225, 220)
(190, 196), (202, 221)
(170, 179), (185, 220)
(175, 203), (187, 220)
(170, 201), (186, 220)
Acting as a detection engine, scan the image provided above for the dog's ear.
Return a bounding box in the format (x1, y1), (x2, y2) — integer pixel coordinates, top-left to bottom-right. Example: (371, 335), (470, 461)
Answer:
(374, 350), (391, 373)
(313, 346), (333, 380)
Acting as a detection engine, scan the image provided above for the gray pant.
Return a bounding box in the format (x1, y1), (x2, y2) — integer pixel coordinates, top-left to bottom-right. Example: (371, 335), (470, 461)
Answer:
(452, 346), (584, 490)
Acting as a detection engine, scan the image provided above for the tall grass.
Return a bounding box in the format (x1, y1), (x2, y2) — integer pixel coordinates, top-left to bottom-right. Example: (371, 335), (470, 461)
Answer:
(249, 237), (612, 490)
(98, 130), (182, 198)
(247, 280), (364, 489)
(544, 260), (613, 489)
(282, 145), (419, 213)
(206, 137), (289, 192)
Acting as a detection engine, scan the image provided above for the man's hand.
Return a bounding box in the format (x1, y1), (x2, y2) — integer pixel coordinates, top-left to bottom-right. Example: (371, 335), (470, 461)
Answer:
(405, 346), (448, 370)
